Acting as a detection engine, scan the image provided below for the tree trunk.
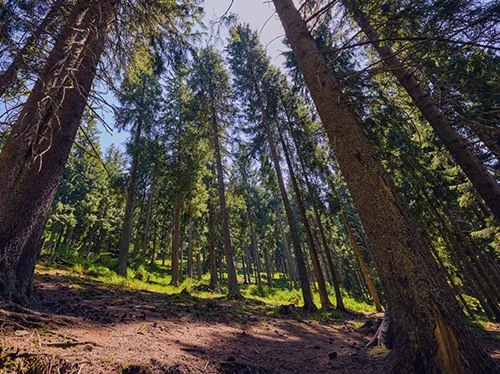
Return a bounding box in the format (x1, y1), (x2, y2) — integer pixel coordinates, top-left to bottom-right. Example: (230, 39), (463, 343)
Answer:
(277, 206), (298, 289)
(196, 252), (202, 281)
(349, 4), (500, 222)
(474, 126), (500, 165)
(170, 194), (181, 286)
(248, 210), (261, 285)
(0, 0), (118, 303)
(208, 200), (218, 290)
(149, 219), (157, 266)
(272, 0), (498, 371)
(211, 113), (240, 298)
(142, 183), (155, 258)
(65, 225), (75, 249)
(254, 82), (316, 311)
(117, 117), (142, 277)
(263, 240), (272, 287)
(425, 237), (475, 319)
(285, 118), (344, 309)
(315, 210), (345, 310)
(187, 219), (193, 278)
(0, 0), (65, 98)
(341, 211), (383, 312)
(280, 135), (331, 309)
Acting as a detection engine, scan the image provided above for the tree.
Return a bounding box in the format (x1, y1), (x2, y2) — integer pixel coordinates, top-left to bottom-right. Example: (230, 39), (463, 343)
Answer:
(343, 1), (500, 222)
(191, 48), (241, 298)
(227, 25), (316, 311)
(0, 0), (119, 303)
(272, 0), (498, 371)
(116, 73), (162, 276)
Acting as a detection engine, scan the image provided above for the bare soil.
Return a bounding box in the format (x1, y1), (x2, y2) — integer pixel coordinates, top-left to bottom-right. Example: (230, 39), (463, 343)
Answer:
(1, 270), (499, 373)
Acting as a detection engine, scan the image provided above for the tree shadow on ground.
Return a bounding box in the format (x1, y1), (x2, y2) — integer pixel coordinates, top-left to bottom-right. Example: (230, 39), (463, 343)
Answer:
(0, 271), (499, 373)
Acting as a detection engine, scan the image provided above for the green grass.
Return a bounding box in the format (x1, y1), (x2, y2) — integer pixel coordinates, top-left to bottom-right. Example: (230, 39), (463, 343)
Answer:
(39, 249), (379, 314)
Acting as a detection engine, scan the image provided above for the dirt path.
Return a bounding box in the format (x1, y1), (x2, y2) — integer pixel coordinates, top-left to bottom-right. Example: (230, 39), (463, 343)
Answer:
(1, 271), (499, 373)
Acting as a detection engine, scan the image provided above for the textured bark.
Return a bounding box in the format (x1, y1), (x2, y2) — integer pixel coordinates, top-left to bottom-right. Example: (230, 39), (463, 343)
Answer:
(0, 0), (118, 303)
(272, 0), (498, 371)
(211, 113), (240, 298)
(350, 5), (500, 222)
(0, 0), (65, 98)
(117, 117), (142, 276)
(280, 136), (331, 309)
(341, 211), (383, 312)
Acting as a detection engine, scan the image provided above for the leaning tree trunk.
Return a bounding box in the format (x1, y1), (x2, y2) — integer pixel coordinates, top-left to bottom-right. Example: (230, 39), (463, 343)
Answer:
(211, 113), (240, 298)
(272, 0), (498, 371)
(280, 135), (332, 309)
(0, 0), (66, 98)
(0, 0), (118, 303)
(255, 84), (316, 311)
(349, 4), (500, 222)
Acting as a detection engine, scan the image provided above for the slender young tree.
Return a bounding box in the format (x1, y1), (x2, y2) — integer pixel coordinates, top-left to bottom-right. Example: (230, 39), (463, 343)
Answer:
(272, 0), (498, 371)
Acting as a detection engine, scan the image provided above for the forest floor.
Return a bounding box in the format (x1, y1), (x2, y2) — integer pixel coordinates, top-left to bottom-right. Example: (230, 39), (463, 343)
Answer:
(1, 269), (499, 373)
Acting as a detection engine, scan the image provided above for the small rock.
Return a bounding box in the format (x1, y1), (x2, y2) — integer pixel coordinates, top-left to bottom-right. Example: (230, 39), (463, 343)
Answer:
(328, 352), (338, 359)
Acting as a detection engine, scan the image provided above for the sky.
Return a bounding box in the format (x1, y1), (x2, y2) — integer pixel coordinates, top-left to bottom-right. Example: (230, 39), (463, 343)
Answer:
(98, 0), (289, 152)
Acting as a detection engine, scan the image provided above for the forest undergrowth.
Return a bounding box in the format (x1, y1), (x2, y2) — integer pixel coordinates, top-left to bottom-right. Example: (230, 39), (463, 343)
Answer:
(1, 249), (499, 374)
